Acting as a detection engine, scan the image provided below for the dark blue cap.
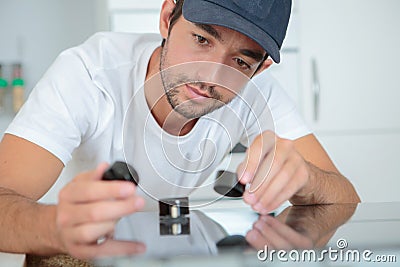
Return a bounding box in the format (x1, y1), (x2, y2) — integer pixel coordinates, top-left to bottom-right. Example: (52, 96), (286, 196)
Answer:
(182, 0), (292, 63)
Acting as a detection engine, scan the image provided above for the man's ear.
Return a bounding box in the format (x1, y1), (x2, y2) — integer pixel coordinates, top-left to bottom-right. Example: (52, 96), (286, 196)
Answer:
(253, 58), (274, 76)
(159, 0), (176, 39)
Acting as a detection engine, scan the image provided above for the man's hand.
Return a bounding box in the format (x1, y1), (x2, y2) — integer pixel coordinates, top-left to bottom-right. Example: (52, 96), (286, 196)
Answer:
(56, 163), (146, 259)
(237, 131), (312, 214)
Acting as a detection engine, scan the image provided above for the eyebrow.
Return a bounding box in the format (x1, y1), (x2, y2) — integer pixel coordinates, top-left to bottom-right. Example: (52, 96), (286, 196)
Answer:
(194, 23), (223, 42)
(193, 23), (266, 63)
(239, 49), (266, 63)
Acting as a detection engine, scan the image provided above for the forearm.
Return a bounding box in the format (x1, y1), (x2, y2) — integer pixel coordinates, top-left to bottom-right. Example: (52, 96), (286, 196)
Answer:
(0, 187), (64, 255)
(290, 161), (361, 205)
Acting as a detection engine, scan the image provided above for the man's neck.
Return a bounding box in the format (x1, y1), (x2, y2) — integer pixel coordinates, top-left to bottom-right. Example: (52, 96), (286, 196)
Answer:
(144, 47), (197, 136)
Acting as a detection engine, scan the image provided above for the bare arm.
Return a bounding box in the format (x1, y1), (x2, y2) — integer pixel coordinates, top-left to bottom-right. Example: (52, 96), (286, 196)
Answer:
(291, 134), (361, 205)
(0, 134), (64, 254)
(0, 134), (145, 258)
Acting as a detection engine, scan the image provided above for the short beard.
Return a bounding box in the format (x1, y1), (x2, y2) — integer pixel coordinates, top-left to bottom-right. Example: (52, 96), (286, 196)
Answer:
(165, 82), (225, 119)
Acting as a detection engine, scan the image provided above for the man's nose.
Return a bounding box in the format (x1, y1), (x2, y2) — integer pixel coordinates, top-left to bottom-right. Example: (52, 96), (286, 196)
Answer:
(194, 61), (249, 93)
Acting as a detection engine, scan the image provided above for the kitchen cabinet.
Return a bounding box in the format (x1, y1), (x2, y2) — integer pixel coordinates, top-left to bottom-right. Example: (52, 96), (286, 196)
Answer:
(108, 0), (161, 33)
(297, 0), (400, 202)
(298, 0), (400, 131)
(317, 133), (400, 203)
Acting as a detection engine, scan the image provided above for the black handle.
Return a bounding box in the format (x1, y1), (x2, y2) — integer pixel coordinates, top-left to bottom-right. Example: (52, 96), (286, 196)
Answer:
(102, 161), (139, 186)
(214, 170), (245, 197)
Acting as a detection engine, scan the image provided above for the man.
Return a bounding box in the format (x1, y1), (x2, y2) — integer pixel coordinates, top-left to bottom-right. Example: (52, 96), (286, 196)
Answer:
(0, 0), (360, 260)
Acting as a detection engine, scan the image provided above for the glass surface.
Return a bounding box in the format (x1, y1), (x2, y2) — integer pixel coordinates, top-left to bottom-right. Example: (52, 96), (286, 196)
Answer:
(90, 201), (400, 266)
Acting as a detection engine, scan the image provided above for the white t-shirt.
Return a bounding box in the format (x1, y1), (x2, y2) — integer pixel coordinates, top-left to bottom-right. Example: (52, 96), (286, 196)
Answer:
(6, 32), (310, 207)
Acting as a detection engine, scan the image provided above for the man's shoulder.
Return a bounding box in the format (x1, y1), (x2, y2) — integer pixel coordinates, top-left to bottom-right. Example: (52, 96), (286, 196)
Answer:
(64, 32), (161, 70)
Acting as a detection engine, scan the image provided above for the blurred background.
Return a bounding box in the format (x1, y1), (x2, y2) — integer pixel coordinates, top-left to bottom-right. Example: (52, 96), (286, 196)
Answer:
(0, 0), (399, 203)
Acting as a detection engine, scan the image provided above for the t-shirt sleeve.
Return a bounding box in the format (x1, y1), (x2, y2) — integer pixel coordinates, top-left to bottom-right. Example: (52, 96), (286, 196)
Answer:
(239, 72), (311, 146)
(5, 49), (101, 165)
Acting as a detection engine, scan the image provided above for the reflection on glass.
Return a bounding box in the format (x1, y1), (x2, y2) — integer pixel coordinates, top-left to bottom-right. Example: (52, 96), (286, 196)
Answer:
(111, 203), (356, 259)
(246, 204), (357, 250)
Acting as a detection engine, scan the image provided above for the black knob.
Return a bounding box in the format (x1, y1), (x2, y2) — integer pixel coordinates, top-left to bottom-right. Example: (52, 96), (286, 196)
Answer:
(214, 170), (245, 197)
(216, 235), (248, 249)
(102, 161), (139, 185)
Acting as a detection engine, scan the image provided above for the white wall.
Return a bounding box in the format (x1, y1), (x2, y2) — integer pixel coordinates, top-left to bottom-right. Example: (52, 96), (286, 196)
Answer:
(0, 0), (108, 133)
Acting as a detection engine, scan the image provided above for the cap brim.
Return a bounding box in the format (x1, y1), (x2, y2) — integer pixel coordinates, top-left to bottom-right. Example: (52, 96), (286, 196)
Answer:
(182, 0), (280, 63)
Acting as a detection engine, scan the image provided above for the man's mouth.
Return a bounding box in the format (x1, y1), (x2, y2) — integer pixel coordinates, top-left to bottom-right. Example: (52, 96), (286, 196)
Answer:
(185, 84), (212, 99)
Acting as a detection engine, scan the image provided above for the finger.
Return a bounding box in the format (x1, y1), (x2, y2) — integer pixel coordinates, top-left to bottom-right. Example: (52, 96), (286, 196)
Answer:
(64, 221), (115, 245)
(70, 240), (146, 260)
(59, 180), (137, 203)
(247, 149), (276, 194)
(249, 139), (294, 194)
(242, 147), (290, 206)
(253, 157), (299, 213)
(263, 165), (308, 212)
(74, 162), (110, 182)
(242, 153), (275, 206)
(94, 162), (110, 179)
(58, 195), (145, 226)
(237, 131), (276, 184)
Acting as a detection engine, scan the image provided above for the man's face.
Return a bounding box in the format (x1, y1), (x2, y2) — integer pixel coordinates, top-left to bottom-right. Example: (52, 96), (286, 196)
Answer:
(159, 16), (266, 119)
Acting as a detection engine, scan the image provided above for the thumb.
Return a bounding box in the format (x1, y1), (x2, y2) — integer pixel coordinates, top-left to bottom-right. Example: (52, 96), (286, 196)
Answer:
(237, 161), (253, 185)
(93, 162), (110, 180)
(237, 132), (275, 184)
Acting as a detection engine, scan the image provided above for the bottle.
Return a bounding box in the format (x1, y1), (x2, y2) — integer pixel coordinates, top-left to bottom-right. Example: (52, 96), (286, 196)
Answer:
(12, 63), (24, 113)
(0, 64), (8, 111)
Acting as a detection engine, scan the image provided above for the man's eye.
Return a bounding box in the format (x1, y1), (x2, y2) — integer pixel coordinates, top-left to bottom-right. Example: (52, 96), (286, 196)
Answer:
(193, 34), (209, 45)
(235, 58), (251, 70)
